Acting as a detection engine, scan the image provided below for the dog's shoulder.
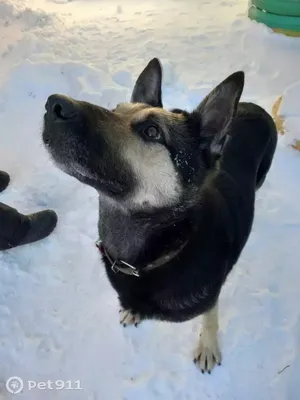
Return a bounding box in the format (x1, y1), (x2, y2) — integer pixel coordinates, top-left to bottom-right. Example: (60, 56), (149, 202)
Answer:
(198, 160), (254, 262)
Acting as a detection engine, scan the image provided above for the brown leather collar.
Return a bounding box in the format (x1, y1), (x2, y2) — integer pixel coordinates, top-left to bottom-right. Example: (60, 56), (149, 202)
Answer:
(96, 240), (188, 278)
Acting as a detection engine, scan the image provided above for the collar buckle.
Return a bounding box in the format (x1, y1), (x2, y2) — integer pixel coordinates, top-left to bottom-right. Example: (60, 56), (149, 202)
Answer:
(118, 260), (140, 277)
(111, 260), (140, 277)
(97, 240), (140, 278)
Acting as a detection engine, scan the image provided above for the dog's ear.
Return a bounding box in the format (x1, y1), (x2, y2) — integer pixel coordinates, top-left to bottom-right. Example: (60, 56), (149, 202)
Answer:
(196, 71), (244, 153)
(131, 58), (163, 107)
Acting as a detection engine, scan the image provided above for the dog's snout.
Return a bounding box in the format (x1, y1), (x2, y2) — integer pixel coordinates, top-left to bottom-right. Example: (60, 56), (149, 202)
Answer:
(46, 94), (78, 121)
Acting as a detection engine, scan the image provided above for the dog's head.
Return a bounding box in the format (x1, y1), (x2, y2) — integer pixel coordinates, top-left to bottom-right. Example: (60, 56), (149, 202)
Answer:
(43, 58), (244, 211)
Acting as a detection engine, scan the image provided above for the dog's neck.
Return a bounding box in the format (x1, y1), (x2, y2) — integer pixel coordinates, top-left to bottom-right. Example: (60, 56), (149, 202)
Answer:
(98, 197), (192, 265)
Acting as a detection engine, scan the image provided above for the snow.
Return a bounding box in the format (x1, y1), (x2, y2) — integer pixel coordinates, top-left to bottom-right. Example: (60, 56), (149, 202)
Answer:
(0, 0), (299, 398)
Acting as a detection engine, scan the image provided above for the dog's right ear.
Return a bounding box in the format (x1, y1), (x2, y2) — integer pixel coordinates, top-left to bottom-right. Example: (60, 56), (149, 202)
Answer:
(195, 71), (244, 154)
(131, 58), (163, 107)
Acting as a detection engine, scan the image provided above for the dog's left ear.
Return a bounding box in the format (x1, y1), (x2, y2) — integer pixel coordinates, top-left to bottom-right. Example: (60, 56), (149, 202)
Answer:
(196, 71), (244, 153)
(131, 58), (163, 107)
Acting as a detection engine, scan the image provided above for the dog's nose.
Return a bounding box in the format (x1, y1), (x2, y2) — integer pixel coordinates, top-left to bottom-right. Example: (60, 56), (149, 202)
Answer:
(46, 94), (78, 120)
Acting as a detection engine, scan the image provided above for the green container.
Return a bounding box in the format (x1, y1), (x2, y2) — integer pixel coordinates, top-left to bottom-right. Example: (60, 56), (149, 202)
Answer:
(248, 0), (300, 36)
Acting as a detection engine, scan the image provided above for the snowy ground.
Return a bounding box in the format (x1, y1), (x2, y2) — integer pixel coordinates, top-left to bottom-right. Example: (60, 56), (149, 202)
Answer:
(0, 0), (299, 399)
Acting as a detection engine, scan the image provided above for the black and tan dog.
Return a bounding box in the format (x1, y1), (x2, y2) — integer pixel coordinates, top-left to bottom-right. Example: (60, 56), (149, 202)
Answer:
(42, 59), (277, 373)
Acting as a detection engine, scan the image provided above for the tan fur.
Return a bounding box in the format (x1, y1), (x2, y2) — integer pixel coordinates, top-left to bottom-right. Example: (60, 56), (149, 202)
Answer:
(123, 139), (182, 208)
(119, 308), (142, 327)
(113, 102), (185, 209)
(116, 102), (185, 127)
(193, 302), (221, 373)
(115, 102), (148, 115)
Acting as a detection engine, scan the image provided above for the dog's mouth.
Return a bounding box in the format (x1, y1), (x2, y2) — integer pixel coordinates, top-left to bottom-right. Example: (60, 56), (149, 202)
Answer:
(70, 163), (126, 195)
(44, 140), (128, 196)
(45, 145), (128, 196)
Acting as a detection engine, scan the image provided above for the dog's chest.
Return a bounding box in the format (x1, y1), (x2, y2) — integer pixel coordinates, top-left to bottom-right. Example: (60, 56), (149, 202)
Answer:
(98, 203), (149, 262)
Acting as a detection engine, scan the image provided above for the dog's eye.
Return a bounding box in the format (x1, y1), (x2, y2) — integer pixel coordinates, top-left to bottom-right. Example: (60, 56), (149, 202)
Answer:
(144, 125), (161, 140)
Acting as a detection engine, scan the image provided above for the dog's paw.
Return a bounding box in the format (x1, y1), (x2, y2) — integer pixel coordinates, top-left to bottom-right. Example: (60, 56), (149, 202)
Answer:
(119, 308), (142, 327)
(193, 334), (222, 374)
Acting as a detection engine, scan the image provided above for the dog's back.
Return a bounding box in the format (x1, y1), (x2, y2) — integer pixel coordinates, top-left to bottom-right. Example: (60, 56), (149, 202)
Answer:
(225, 102), (277, 189)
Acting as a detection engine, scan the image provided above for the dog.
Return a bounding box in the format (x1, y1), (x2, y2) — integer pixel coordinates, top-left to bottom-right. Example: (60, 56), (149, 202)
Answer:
(42, 58), (277, 373)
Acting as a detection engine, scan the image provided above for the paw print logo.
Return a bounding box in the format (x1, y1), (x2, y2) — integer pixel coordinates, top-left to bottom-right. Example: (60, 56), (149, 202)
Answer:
(6, 376), (24, 394)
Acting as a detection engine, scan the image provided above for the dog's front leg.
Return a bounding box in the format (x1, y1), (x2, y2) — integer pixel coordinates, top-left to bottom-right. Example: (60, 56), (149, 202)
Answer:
(193, 301), (221, 373)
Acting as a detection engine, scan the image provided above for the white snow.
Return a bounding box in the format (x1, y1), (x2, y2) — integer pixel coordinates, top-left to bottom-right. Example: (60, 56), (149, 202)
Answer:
(0, 0), (299, 399)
